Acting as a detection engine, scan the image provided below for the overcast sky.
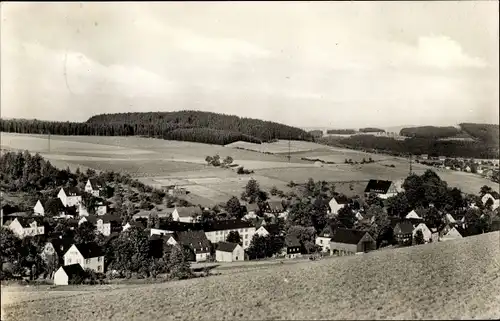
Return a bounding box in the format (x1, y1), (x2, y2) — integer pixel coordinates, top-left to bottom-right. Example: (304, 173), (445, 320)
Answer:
(1, 2), (498, 128)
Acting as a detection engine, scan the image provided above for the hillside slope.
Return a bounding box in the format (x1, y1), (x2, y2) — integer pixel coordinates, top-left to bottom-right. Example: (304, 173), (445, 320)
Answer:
(3, 232), (500, 320)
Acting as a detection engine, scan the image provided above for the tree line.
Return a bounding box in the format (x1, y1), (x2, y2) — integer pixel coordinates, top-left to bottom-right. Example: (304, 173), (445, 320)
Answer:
(326, 129), (357, 135)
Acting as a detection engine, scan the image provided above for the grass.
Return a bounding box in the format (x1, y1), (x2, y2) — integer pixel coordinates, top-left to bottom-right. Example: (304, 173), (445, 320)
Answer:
(3, 232), (500, 320)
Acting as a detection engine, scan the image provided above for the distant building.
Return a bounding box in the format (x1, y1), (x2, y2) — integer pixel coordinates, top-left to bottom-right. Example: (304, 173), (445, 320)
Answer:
(122, 220), (146, 231)
(328, 196), (348, 215)
(53, 264), (85, 286)
(439, 226), (463, 242)
(405, 209), (424, 221)
(78, 215), (121, 236)
(204, 220), (255, 249)
(175, 230), (212, 262)
(4, 217), (45, 238)
(85, 178), (105, 197)
(482, 192), (500, 210)
(63, 243), (104, 273)
(215, 242), (245, 262)
(262, 200), (288, 219)
(412, 223), (432, 243)
(172, 206), (202, 223)
(364, 180), (398, 199)
(393, 221), (413, 245)
(315, 233), (332, 253)
(163, 185), (187, 197)
(57, 187), (82, 208)
(254, 224), (280, 238)
(283, 235), (302, 259)
(329, 228), (376, 255)
(34, 198), (66, 217)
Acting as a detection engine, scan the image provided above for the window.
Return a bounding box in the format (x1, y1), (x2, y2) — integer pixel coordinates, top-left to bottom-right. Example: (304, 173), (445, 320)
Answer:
(244, 229), (248, 232)
(244, 234), (248, 239)
(67, 258), (72, 264)
(85, 259), (91, 264)
(319, 239), (323, 244)
(97, 265), (102, 272)
(244, 241), (248, 246)
(97, 257), (102, 262)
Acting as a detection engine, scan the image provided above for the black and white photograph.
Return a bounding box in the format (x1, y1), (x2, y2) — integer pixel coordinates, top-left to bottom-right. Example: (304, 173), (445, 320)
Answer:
(1, 1), (499, 320)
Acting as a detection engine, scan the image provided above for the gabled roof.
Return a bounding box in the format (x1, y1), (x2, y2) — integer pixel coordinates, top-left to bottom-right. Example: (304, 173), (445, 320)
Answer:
(62, 186), (81, 196)
(246, 203), (260, 212)
(394, 221), (414, 235)
(97, 215), (121, 224)
(149, 233), (176, 242)
(266, 201), (284, 212)
(364, 180), (393, 194)
(216, 241), (239, 252)
(176, 230), (210, 251)
(203, 219), (254, 232)
(73, 242), (104, 258)
(61, 263), (85, 278)
(406, 209), (424, 220)
(48, 237), (74, 257)
(258, 224), (280, 236)
(285, 235), (301, 247)
(126, 220), (145, 229)
(331, 196), (349, 205)
(88, 178), (105, 190)
(331, 228), (370, 245)
(39, 198), (65, 210)
(487, 191), (500, 199)
(174, 206), (202, 217)
(156, 221), (203, 232)
(15, 217), (43, 228)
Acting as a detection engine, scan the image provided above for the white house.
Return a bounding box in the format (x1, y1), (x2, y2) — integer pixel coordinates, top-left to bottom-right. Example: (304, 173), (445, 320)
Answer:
(439, 227), (463, 242)
(53, 264), (85, 286)
(176, 231), (211, 262)
(255, 225), (270, 237)
(78, 202), (107, 217)
(254, 224), (280, 238)
(85, 178), (105, 197)
(204, 220), (256, 249)
(63, 243), (105, 273)
(315, 234), (332, 253)
(33, 200), (45, 216)
(328, 197), (347, 215)
(57, 187), (82, 207)
(444, 213), (457, 225)
(122, 220), (145, 231)
(364, 180), (398, 199)
(79, 215), (120, 236)
(5, 217), (45, 238)
(172, 206), (202, 223)
(215, 242), (245, 262)
(481, 192), (500, 210)
(33, 198), (67, 217)
(412, 223), (432, 243)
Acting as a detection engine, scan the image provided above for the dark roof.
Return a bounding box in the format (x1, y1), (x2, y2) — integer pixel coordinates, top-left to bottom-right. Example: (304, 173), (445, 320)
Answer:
(285, 235), (301, 247)
(61, 264), (85, 277)
(149, 233), (176, 242)
(49, 237), (74, 257)
(259, 224), (280, 235)
(97, 215), (121, 224)
(217, 241), (239, 252)
(81, 216), (98, 224)
(16, 217), (43, 228)
(203, 219), (254, 232)
(88, 178), (105, 190)
(364, 180), (393, 194)
(62, 186), (81, 196)
(157, 221), (203, 232)
(41, 198), (65, 210)
(331, 228), (371, 245)
(394, 221), (414, 235)
(176, 230), (210, 251)
(74, 242), (104, 258)
(127, 220), (145, 229)
(266, 201), (284, 212)
(332, 196), (349, 205)
(488, 191), (500, 199)
(175, 206), (202, 217)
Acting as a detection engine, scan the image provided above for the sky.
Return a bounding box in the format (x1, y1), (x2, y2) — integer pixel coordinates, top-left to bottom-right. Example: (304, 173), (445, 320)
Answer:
(1, 1), (499, 129)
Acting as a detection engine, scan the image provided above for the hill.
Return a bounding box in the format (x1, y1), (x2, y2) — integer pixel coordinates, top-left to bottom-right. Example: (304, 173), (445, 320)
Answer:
(400, 126), (460, 139)
(0, 111), (313, 146)
(2, 232), (499, 320)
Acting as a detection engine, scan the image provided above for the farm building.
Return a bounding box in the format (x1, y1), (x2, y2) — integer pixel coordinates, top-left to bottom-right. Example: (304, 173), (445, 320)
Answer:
(148, 233), (178, 258)
(328, 196), (348, 215)
(262, 200), (288, 219)
(283, 235), (302, 259)
(364, 180), (398, 199)
(4, 217), (45, 238)
(393, 221), (413, 245)
(329, 228), (376, 255)
(175, 230), (212, 262)
(85, 178), (105, 197)
(412, 223), (432, 243)
(53, 264), (85, 286)
(63, 242), (104, 273)
(163, 185), (187, 197)
(215, 242), (245, 262)
(57, 187), (82, 207)
(204, 219), (256, 249)
(172, 206), (202, 223)
(33, 198), (66, 217)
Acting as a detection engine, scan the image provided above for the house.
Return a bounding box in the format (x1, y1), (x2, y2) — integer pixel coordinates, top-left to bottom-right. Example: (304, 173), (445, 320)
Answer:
(262, 200), (288, 219)
(481, 192), (500, 210)
(79, 201), (108, 217)
(439, 226), (463, 242)
(283, 235), (302, 259)
(85, 178), (105, 197)
(204, 219), (256, 249)
(329, 228), (376, 255)
(421, 154), (428, 160)
(412, 223), (432, 243)
(243, 203), (259, 220)
(255, 224), (280, 237)
(33, 198), (66, 217)
(393, 220), (414, 245)
(5, 217), (45, 238)
(315, 233), (332, 253)
(405, 209), (424, 220)
(328, 196), (348, 215)
(149, 221), (204, 237)
(444, 213), (457, 225)
(63, 243), (105, 273)
(172, 206), (202, 223)
(465, 165), (472, 172)
(364, 180), (398, 199)
(176, 230), (212, 262)
(42, 237), (74, 266)
(78, 215), (121, 236)
(355, 211), (364, 221)
(163, 185), (187, 197)
(53, 263), (85, 286)
(57, 187), (82, 207)
(122, 220), (146, 231)
(429, 227), (440, 243)
(148, 233), (178, 258)
(215, 242), (245, 262)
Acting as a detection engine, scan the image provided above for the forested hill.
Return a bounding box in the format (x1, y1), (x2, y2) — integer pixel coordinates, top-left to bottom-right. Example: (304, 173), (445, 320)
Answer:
(399, 123), (499, 145)
(0, 111), (313, 145)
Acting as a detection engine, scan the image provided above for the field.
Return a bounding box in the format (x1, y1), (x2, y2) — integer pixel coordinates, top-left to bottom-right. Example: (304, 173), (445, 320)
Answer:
(1, 132), (497, 207)
(2, 232), (500, 320)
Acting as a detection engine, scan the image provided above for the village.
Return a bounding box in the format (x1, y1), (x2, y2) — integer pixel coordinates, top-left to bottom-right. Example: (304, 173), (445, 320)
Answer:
(1, 150), (499, 286)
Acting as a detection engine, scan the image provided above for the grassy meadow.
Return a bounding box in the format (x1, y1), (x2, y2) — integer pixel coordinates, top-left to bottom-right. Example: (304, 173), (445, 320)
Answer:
(1, 132), (497, 207)
(2, 232), (499, 320)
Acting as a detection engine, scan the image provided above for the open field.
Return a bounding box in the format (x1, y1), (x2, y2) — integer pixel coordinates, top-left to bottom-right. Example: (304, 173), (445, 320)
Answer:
(3, 232), (500, 320)
(1, 132), (497, 207)
(225, 140), (327, 154)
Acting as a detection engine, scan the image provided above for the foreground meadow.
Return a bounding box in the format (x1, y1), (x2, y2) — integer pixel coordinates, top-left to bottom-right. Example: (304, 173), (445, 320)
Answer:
(3, 232), (500, 320)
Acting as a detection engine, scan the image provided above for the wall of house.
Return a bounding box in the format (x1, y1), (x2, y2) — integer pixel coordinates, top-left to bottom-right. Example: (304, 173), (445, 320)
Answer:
(255, 227), (269, 237)
(330, 242), (357, 255)
(150, 228), (175, 236)
(328, 200), (344, 215)
(205, 227), (255, 249)
(66, 196), (82, 207)
(96, 206), (107, 216)
(34, 201), (45, 215)
(413, 224), (432, 242)
(53, 267), (69, 285)
(316, 237), (331, 252)
(97, 222), (111, 236)
(64, 246), (105, 273)
(216, 250), (233, 262)
(356, 234), (376, 252)
(195, 252), (209, 262)
(233, 246), (244, 261)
